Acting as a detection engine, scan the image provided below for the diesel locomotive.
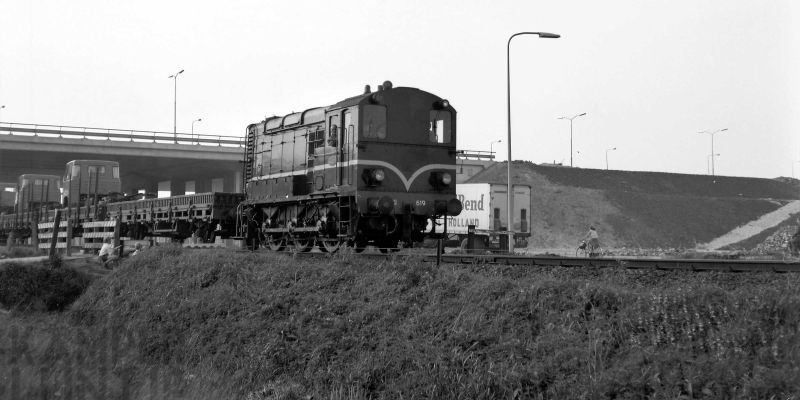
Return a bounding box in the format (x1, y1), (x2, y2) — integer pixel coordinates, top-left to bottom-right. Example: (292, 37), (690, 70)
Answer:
(241, 81), (463, 252)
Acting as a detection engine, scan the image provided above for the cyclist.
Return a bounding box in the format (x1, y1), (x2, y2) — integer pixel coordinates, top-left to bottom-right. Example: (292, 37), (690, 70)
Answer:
(584, 226), (600, 257)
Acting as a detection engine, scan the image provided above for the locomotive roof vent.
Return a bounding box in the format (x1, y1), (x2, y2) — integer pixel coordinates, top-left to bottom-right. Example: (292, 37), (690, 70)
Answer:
(364, 84), (371, 94)
(383, 80), (393, 90)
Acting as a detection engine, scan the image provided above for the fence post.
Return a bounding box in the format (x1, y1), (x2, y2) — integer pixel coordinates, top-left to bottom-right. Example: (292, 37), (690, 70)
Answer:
(467, 225), (475, 254)
(31, 221), (39, 249)
(49, 210), (62, 262)
(436, 239), (442, 266)
(113, 218), (122, 255)
(66, 219), (73, 257)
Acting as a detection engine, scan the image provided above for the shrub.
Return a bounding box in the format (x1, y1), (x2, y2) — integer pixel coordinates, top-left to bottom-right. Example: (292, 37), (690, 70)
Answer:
(0, 245), (42, 259)
(0, 263), (93, 312)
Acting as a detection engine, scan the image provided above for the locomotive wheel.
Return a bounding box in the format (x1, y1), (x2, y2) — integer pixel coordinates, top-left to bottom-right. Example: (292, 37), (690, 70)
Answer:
(266, 234), (286, 252)
(319, 238), (342, 253)
(292, 236), (314, 252)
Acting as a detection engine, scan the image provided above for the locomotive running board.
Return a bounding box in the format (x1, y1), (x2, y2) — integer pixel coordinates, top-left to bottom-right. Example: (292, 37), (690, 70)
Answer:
(263, 227), (320, 233)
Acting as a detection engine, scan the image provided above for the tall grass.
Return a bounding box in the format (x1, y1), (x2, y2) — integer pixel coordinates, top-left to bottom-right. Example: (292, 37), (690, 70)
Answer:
(0, 262), (92, 312)
(0, 245), (42, 259)
(3, 245), (799, 398)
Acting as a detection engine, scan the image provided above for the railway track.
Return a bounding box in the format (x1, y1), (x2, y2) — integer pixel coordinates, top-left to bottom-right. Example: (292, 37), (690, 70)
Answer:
(423, 253), (800, 273)
(287, 249), (800, 272)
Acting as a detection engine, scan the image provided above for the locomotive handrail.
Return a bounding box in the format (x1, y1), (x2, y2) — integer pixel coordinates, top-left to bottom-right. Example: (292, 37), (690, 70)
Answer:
(0, 122), (245, 147)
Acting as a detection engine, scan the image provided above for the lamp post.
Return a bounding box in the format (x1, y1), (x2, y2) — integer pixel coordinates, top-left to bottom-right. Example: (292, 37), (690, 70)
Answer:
(558, 112), (587, 167)
(191, 118), (202, 137)
(605, 147), (617, 170)
(168, 69), (185, 142)
(699, 128), (727, 176)
(0, 105), (5, 121)
(707, 153), (720, 175)
(507, 31), (560, 253)
(490, 139), (502, 158)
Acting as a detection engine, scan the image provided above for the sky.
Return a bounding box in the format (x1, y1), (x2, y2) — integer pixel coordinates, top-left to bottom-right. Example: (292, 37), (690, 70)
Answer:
(1, 0), (798, 179)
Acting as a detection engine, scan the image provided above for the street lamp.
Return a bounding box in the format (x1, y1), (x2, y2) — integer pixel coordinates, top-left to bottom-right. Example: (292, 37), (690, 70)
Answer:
(558, 112), (587, 167)
(490, 139), (502, 158)
(0, 105), (5, 121)
(507, 31), (560, 253)
(699, 128), (727, 176)
(707, 153), (720, 175)
(192, 118), (202, 135)
(168, 69), (185, 142)
(605, 147), (617, 170)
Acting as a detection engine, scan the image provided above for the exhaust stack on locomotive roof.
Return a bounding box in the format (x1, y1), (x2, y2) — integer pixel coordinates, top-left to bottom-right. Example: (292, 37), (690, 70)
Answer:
(376, 80), (393, 92)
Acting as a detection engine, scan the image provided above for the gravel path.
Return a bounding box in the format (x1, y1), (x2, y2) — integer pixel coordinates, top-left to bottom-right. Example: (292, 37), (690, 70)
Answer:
(701, 200), (800, 250)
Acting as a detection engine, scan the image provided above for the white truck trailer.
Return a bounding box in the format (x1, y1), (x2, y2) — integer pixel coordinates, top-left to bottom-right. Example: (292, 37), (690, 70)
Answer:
(447, 183), (532, 249)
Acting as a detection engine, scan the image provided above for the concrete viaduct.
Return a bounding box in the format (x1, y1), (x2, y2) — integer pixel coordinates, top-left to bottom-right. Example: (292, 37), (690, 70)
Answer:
(0, 123), (244, 197)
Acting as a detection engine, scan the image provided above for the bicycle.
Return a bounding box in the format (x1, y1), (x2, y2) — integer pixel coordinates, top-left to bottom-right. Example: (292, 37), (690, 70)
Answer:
(576, 240), (600, 258)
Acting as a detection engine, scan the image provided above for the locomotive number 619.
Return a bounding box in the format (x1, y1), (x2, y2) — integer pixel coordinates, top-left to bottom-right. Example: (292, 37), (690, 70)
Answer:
(241, 80), (463, 252)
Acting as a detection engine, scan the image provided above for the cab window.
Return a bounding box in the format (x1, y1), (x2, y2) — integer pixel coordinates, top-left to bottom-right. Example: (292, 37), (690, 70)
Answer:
(363, 105), (386, 139)
(71, 165), (80, 178)
(329, 115), (340, 146)
(429, 110), (452, 144)
(112, 166), (120, 179)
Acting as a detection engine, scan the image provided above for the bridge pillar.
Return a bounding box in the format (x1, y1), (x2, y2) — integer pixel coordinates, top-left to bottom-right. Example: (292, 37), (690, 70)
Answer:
(171, 180), (186, 196)
(157, 181), (171, 198)
(211, 178), (224, 193)
(194, 179), (210, 193)
(184, 180), (196, 195)
(233, 170), (242, 193)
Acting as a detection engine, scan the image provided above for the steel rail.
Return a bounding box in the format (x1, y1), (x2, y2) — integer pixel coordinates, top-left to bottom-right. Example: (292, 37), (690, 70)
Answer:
(232, 249), (800, 273)
(421, 254), (800, 272)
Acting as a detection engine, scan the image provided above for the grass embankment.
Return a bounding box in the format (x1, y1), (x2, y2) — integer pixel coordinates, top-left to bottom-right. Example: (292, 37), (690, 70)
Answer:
(470, 162), (800, 250)
(3, 245), (800, 399)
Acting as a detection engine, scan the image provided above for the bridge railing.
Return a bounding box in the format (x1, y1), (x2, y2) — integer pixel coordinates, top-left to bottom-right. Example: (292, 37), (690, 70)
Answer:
(0, 122), (244, 147)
